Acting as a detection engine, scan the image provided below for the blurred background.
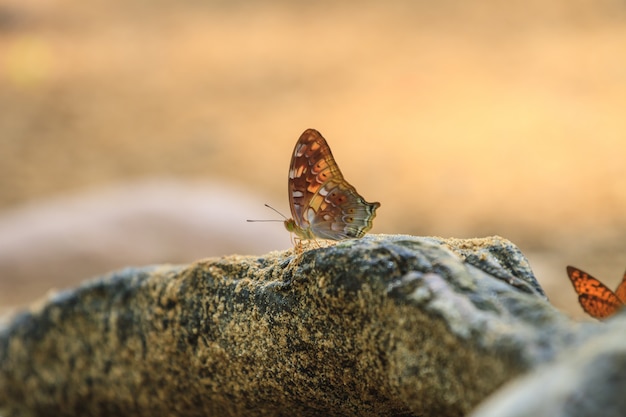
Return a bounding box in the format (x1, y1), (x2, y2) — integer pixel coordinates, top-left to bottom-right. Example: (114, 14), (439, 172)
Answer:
(1, 0), (625, 319)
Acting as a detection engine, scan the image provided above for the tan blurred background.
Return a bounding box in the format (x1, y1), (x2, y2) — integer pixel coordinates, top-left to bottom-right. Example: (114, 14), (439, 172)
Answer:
(1, 0), (625, 318)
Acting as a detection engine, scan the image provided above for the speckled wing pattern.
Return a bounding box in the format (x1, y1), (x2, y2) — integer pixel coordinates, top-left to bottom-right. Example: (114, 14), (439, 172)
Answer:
(566, 266), (624, 319)
(284, 129), (380, 240)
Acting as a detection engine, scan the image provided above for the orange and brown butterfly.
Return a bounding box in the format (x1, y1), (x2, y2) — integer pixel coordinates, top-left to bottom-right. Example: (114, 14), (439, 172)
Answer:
(566, 265), (626, 319)
(283, 128), (380, 241)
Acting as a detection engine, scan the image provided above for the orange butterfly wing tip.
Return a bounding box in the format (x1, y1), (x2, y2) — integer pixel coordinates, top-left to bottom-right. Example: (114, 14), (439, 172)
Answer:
(566, 265), (623, 319)
(614, 268), (626, 304)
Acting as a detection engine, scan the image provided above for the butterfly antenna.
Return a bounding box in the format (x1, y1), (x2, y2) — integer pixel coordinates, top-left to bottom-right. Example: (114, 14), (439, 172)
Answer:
(263, 204), (288, 220)
(246, 204), (288, 222)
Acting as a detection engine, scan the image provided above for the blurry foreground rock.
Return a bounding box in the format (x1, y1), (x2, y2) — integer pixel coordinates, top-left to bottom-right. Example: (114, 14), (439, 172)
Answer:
(469, 313), (626, 417)
(0, 235), (621, 417)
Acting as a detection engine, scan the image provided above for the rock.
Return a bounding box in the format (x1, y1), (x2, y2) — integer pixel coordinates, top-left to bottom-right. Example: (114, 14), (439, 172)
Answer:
(469, 313), (626, 417)
(0, 235), (581, 417)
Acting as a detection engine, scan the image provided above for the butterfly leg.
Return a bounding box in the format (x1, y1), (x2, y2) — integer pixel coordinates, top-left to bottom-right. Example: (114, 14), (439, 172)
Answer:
(291, 235), (304, 255)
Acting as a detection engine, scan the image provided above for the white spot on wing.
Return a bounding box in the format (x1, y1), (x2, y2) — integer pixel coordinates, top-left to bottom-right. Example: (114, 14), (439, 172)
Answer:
(306, 208), (316, 223)
(295, 143), (306, 157)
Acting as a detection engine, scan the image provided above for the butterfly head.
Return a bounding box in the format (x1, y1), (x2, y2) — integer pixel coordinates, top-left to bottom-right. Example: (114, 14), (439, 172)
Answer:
(284, 218), (316, 240)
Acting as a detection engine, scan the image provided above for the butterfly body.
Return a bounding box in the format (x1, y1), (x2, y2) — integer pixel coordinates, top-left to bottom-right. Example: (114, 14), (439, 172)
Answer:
(285, 129), (380, 241)
(566, 265), (626, 319)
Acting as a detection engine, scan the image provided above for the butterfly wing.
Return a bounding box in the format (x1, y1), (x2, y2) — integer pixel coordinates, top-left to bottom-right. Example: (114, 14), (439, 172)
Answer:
(577, 294), (623, 320)
(614, 268), (626, 304)
(287, 129), (380, 240)
(309, 177), (380, 240)
(288, 128), (342, 235)
(566, 266), (623, 319)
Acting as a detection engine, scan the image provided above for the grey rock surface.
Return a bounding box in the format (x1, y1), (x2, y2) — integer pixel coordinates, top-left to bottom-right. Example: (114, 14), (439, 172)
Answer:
(469, 312), (626, 417)
(0, 235), (601, 417)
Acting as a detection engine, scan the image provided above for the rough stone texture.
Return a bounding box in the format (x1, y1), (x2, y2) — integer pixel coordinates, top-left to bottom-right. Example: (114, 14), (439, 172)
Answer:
(0, 234), (602, 417)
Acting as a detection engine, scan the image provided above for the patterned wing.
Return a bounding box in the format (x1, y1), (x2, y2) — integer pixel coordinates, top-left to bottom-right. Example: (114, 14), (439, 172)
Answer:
(614, 268), (626, 304)
(287, 128), (380, 240)
(566, 266), (623, 319)
(309, 178), (380, 240)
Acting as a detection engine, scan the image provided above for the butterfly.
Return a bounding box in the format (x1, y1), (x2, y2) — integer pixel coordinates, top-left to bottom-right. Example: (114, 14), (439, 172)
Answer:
(283, 128), (380, 241)
(566, 265), (626, 319)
